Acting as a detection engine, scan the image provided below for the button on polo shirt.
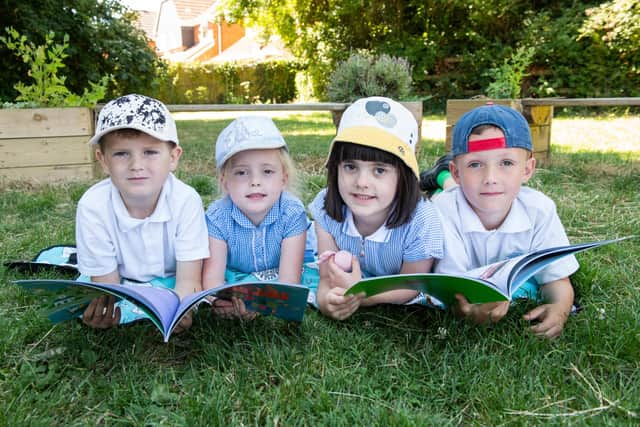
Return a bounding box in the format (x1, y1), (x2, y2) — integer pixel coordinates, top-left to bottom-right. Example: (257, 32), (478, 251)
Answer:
(111, 183), (173, 281)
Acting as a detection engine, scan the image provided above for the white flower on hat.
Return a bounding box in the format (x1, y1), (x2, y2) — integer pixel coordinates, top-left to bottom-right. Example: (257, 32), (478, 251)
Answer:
(366, 99), (398, 128)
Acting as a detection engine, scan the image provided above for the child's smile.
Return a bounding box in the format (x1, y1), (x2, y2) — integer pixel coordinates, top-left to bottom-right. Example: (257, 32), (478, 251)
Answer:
(246, 192), (267, 200)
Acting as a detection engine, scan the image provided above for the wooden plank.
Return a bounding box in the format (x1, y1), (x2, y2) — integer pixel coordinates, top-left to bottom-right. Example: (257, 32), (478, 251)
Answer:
(0, 136), (93, 168)
(96, 102), (351, 113)
(445, 125), (454, 151)
(521, 97), (640, 107)
(0, 163), (95, 182)
(94, 98), (640, 114)
(0, 108), (93, 139)
(526, 105), (553, 125)
(530, 124), (551, 154)
(446, 99), (523, 125)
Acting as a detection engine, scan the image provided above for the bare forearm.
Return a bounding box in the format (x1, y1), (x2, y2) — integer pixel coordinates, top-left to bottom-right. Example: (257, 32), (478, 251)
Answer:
(361, 289), (418, 306)
(540, 277), (574, 311)
(175, 260), (203, 299)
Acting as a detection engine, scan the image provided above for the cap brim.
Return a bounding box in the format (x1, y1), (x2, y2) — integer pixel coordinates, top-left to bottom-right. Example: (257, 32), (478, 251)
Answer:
(217, 139), (288, 169)
(328, 126), (419, 178)
(88, 124), (179, 146)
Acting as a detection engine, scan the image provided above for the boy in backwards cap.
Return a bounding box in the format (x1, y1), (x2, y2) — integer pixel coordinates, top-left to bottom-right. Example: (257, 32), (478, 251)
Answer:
(76, 94), (210, 330)
(428, 103), (578, 339)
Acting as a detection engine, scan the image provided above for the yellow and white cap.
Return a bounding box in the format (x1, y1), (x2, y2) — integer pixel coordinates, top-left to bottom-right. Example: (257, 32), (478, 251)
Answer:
(330, 96), (419, 178)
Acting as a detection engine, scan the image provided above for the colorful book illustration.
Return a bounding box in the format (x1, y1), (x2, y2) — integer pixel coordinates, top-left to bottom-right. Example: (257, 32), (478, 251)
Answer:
(14, 279), (310, 342)
(345, 237), (631, 305)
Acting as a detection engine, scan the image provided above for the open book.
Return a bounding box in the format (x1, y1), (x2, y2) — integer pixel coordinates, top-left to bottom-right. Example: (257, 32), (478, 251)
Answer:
(14, 279), (310, 342)
(345, 237), (631, 305)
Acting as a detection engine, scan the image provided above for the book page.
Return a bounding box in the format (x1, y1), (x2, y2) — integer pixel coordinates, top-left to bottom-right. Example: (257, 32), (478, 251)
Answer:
(464, 256), (524, 297)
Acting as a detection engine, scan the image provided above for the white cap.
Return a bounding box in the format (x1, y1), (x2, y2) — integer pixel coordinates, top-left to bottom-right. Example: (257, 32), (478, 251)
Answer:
(89, 94), (178, 145)
(215, 116), (287, 169)
(331, 97), (419, 177)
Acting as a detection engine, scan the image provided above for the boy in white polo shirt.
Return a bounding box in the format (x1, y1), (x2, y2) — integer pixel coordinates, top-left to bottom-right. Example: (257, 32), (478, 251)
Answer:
(430, 103), (578, 339)
(75, 94), (210, 330)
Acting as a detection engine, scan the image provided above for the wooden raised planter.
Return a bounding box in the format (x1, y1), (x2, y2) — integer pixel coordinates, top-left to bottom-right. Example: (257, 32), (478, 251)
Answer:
(0, 107), (97, 182)
(445, 99), (552, 161)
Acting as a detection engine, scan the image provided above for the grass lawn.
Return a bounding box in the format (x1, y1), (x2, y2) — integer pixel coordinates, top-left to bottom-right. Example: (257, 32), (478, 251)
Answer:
(1, 112), (639, 425)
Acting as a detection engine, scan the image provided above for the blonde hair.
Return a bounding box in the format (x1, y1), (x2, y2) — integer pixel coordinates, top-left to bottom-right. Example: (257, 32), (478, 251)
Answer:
(217, 147), (299, 197)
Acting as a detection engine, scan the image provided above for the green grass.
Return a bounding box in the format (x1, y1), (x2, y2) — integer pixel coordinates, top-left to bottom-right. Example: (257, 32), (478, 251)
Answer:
(1, 113), (639, 425)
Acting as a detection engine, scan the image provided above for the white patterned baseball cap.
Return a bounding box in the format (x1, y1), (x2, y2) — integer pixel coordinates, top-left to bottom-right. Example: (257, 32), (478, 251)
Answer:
(330, 96), (419, 177)
(89, 94), (178, 145)
(215, 116), (287, 169)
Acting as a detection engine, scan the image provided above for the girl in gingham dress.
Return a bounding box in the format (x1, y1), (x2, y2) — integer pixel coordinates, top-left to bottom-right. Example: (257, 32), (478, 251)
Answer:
(310, 97), (444, 320)
(203, 116), (308, 319)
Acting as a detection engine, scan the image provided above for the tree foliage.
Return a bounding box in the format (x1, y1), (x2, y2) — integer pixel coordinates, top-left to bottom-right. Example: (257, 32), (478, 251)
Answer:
(579, 0), (640, 66)
(217, 0), (640, 104)
(0, 0), (164, 102)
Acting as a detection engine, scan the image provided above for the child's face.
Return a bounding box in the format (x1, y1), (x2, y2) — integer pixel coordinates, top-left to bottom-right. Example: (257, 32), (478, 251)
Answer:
(221, 149), (288, 226)
(451, 128), (535, 229)
(96, 133), (181, 216)
(337, 159), (399, 233)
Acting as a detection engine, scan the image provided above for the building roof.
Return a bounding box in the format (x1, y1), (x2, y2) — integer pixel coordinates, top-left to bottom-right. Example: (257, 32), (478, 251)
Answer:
(134, 9), (158, 39)
(173, 0), (217, 21)
(208, 30), (294, 63)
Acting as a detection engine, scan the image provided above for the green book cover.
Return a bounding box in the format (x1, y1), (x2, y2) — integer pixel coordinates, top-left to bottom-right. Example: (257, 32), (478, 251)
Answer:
(345, 237), (631, 305)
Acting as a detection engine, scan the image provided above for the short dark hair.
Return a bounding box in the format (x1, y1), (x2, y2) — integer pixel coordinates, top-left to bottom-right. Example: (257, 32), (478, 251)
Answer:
(324, 141), (421, 228)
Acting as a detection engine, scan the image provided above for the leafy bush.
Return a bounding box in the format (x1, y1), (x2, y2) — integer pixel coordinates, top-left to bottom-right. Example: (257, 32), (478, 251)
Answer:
(518, 5), (640, 100)
(326, 51), (414, 102)
(484, 46), (536, 99)
(0, 27), (109, 108)
(153, 60), (300, 104)
(0, 0), (163, 102)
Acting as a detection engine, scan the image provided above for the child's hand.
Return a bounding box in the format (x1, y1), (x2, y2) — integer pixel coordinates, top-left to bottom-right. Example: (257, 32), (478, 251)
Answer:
(211, 296), (257, 321)
(323, 286), (365, 321)
(454, 294), (509, 324)
(82, 295), (121, 329)
(523, 303), (570, 339)
(318, 250), (353, 272)
(326, 254), (360, 289)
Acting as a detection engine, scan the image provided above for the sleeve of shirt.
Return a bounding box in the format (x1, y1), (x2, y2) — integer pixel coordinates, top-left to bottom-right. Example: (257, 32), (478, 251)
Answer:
(529, 196), (579, 284)
(432, 195), (474, 274)
(403, 200), (445, 263)
(308, 189), (332, 233)
(205, 199), (229, 242)
(174, 189), (211, 262)
(75, 197), (118, 277)
(281, 194), (309, 238)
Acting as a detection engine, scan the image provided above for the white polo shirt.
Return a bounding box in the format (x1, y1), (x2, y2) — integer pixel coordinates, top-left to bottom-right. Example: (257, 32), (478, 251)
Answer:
(433, 186), (578, 285)
(76, 173), (210, 282)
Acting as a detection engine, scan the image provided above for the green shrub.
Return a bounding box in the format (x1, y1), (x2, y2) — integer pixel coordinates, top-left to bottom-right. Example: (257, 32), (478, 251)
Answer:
(326, 51), (414, 102)
(152, 60), (300, 104)
(484, 46), (536, 99)
(0, 27), (109, 108)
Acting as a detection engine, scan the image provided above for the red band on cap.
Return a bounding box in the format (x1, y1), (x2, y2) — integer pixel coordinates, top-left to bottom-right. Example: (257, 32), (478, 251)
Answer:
(467, 137), (506, 152)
